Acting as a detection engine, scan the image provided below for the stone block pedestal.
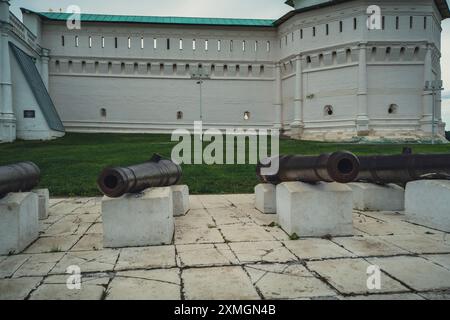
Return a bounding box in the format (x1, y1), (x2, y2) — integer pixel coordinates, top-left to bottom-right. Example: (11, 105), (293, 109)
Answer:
(276, 182), (353, 237)
(0, 192), (39, 255)
(255, 184), (276, 214)
(171, 185), (190, 217)
(405, 180), (450, 232)
(102, 187), (174, 248)
(33, 189), (50, 220)
(348, 183), (405, 212)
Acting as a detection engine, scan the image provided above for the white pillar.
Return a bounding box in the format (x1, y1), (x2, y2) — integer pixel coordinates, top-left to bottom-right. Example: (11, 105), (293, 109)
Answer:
(273, 63), (282, 129)
(356, 43), (369, 136)
(40, 48), (50, 89)
(0, 0), (16, 143)
(290, 55), (304, 138)
(420, 44), (436, 136)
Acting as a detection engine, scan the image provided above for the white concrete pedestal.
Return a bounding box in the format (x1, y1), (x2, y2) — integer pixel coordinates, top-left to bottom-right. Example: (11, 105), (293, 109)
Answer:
(255, 184), (276, 214)
(276, 182), (353, 237)
(102, 187), (174, 248)
(348, 183), (405, 211)
(171, 185), (190, 217)
(33, 189), (49, 220)
(405, 180), (450, 232)
(0, 192), (39, 255)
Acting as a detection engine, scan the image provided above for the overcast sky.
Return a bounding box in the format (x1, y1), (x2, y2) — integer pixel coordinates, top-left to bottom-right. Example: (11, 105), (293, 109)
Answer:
(9, 0), (450, 127)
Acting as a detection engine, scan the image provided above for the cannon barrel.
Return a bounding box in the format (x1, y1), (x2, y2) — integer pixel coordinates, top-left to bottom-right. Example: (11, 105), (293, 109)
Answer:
(0, 162), (41, 197)
(257, 151), (360, 184)
(356, 151), (450, 184)
(97, 154), (182, 198)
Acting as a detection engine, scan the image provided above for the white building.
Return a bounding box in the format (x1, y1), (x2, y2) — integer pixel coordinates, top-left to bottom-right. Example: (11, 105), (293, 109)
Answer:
(0, 0), (449, 142)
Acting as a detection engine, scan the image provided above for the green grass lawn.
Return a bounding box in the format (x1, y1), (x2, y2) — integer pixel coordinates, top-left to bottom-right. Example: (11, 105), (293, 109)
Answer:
(1, 132), (450, 197)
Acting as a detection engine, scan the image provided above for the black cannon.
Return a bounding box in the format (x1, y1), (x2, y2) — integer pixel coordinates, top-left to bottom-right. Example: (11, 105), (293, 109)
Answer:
(97, 154), (182, 198)
(356, 149), (450, 184)
(0, 162), (41, 198)
(257, 151), (360, 184)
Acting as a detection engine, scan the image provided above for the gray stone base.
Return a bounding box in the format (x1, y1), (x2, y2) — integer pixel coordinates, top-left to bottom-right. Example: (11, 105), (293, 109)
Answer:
(348, 183), (405, 212)
(255, 184), (276, 214)
(405, 180), (450, 232)
(171, 185), (190, 217)
(101, 187), (174, 248)
(33, 189), (50, 220)
(276, 182), (353, 237)
(0, 192), (39, 255)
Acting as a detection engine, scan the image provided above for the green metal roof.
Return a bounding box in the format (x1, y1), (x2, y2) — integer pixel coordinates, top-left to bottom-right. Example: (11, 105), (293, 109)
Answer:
(9, 42), (65, 133)
(22, 9), (275, 27)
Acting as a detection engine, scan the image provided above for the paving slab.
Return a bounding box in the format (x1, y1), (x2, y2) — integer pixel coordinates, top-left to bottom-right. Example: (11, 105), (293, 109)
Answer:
(343, 293), (424, 300)
(115, 246), (176, 271)
(369, 256), (450, 292)
(176, 244), (238, 267)
(51, 250), (119, 274)
(197, 195), (233, 208)
(229, 241), (297, 264)
(0, 277), (43, 300)
(223, 194), (254, 205)
(422, 254), (450, 271)
(30, 274), (109, 300)
(219, 224), (276, 242)
(245, 208), (278, 226)
(13, 253), (65, 277)
(182, 266), (260, 300)
(419, 291), (450, 300)
(380, 235), (450, 254)
(208, 207), (253, 226)
(0, 254), (31, 278)
(333, 236), (409, 257)
(263, 226), (291, 241)
(307, 258), (408, 295)
(353, 214), (435, 236)
(24, 235), (81, 254)
(86, 223), (103, 234)
(71, 233), (103, 252)
(175, 209), (215, 229)
(189, 196), (204, 210)
(245, 264), (336, 299)
(283, 239), (355, 260)
(174, 226), (225, 245)
(107, 269), (181, 300)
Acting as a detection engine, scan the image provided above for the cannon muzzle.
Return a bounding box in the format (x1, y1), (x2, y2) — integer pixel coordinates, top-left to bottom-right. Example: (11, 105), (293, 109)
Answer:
(97, 154), (182, 198)
(257, 151), (360, 184)
(0, 162), (41, 197)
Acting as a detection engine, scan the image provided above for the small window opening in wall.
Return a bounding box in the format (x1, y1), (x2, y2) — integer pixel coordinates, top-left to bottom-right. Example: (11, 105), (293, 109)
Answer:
(89, 36), (92, 48)
(102, 36), (105, 48)
(388, 104), (398, 114)
(61, 35), (65, 46)
(75, 35), (79, 47)
(424, 16), (427, 29)
(306, 56), (311, 63)
(382, 16), (385, 30)
(312, 27), (316, 37)
(166, 38), (170, 50)
(23, 110), (35, 119)
(217, 40), (221, 51)
(100, 108), (107, 118)
(285, 35), (287, 45)
(177, 111), (183, 120)
(300, 29), (303, 39)
(153, 38), (157, 49)
(291, 32), (294, 42)
(324, 105), (334, 116)
(141, 37), (144, 49)
(242, 40), (246, 52)
(179, 39), (183, 50)
(193, 39), (196, 50)
(410, 16), (414, 29)
(205, 39), (208, 51)
(254, 41), (258, 52)
(266, 41), (270, 52)
(244, 111), (250, 120)
(353, 17), (357, 30)
(230, 40), (234, 52)
(260, 65), (265, 74)
(115, 37), (118, 49)
(339, 21), (343, 32)
(400, 47), (406, 56)
(414, 46), (420, 56)
(396, 16), (399, 30)
(386, 47), (391, 54)
(128, 37), (131, 49)
(326, 24), (329, 35)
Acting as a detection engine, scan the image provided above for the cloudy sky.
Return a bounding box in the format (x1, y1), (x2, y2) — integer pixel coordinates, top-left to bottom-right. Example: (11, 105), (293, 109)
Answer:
(9, 0), (450, 127)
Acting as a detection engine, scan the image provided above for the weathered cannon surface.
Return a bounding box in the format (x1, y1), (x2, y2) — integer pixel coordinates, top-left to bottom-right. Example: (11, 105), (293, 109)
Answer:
(356, 149), (450, 184)
(257, 151), (360, 184)
(0, 162), (41, 197)
(97, 154), (182, 198)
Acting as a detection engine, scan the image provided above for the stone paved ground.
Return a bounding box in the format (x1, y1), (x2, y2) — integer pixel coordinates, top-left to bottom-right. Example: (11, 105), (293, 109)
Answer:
(1, 194), (450, 300)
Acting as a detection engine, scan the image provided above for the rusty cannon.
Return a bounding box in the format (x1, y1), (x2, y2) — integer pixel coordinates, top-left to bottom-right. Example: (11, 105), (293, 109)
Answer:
(356, 148), (450, 184)
(97, 154), (182, 198)
(256, 151), (360, 184)
(0, 162), (41, 198)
